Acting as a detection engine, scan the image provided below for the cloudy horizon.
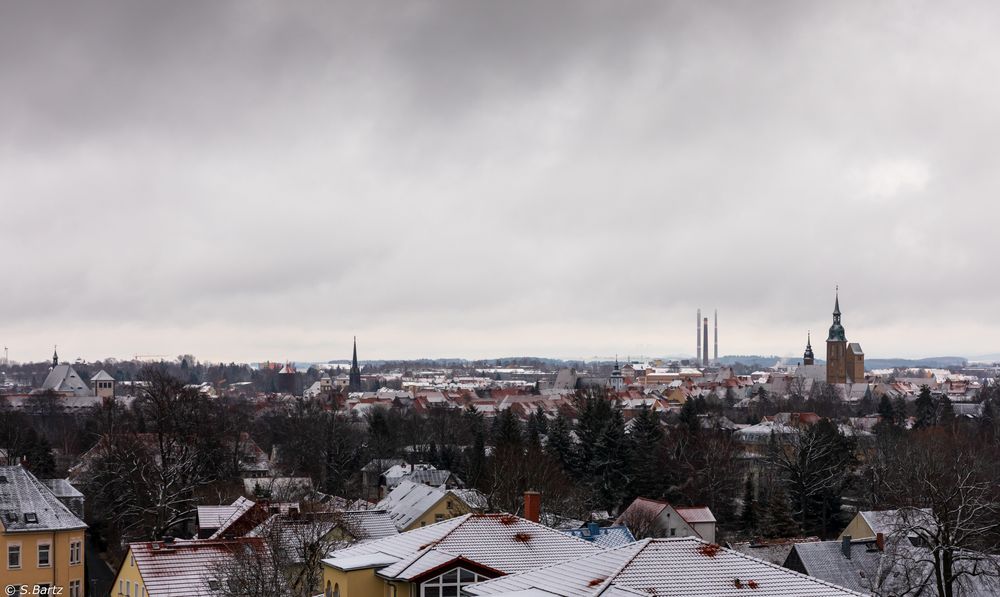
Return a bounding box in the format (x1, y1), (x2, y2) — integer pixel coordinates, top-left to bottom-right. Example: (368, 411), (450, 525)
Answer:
(3, 1), (1000, 364)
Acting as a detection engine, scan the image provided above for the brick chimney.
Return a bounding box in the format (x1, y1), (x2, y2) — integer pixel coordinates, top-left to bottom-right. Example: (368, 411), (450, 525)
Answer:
(841, 536), (852, 559)
(523, 491), (540, 523)
(875, 532), (885, 552)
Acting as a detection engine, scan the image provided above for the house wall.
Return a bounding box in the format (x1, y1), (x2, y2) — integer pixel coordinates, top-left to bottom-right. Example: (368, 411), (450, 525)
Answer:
(111, 547), (146, 596)
(656, 509), (696, 539)
(0, 528), (86, 595)
(321, 567), (402, 597)
(838, 513), (874, 540)
(690, 521), (716, 543)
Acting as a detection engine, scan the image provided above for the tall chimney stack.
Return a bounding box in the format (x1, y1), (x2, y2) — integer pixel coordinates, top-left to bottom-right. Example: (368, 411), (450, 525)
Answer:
(714, 309), (718, 364)
(696, 309), (701, 363)
(523, 491), (540, 523)
(702, 318), (709, 366)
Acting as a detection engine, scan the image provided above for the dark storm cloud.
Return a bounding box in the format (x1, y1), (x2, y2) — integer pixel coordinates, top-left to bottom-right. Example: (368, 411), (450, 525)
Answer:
(1, 1), (999, 362)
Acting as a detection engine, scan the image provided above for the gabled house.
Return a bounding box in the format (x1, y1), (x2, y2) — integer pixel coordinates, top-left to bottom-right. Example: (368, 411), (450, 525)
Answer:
(464, 537), (864, 596)
(112, 537), (285, 597)
(615, 497), (717, 543)
(320, 512), (602, 597)
(0, 465), (87, 597)
(376, 480), (479, 531)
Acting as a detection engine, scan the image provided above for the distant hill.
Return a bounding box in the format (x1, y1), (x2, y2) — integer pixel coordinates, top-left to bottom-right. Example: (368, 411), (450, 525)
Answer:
(717, 355), (969, 369)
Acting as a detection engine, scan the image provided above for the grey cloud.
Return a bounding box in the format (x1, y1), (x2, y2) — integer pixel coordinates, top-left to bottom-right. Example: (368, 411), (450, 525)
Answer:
(1, 1), (999, 361)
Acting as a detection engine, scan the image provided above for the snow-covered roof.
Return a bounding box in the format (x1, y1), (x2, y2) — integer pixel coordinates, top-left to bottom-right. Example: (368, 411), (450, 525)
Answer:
(376, 480), (452, 530)
(39, 364), (91, 396)
(0, 465), (86, 532)
(323, 513), (602, 582)
(125, 537), (276, 596)
(675, 506), (717, 525)
(465, 538), (865, 596)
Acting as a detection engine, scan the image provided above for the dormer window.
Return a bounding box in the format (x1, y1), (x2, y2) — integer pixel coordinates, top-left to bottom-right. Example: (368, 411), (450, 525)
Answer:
(24, 512), (38, 524)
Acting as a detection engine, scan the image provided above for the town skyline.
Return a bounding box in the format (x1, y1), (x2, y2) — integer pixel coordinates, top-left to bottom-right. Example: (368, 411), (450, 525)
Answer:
(4, 2), (1000, 363)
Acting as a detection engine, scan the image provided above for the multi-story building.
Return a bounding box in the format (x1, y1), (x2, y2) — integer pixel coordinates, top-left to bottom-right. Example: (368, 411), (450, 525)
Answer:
(0, 465), (87, 597)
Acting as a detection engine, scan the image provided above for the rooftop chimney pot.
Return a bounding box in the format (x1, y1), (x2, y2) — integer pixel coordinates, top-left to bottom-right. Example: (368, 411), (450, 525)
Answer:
(523, 491), (540, 523)
(841, 536), (852, 559)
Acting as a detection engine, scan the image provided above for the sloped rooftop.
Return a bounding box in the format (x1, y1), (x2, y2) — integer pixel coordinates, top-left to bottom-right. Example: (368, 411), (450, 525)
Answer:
(465, 538), (865, 597)
(126, 537), (274, 596)
(0, 465), (86, 533)
(323, 513), (602, 582)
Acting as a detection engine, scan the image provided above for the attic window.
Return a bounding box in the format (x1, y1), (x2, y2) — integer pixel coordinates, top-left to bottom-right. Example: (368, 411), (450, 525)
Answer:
(24, 512), (38, 524)
(0, 475), (7, 483)
(208, 579), (221, 590)
(4, 512), (16, 523)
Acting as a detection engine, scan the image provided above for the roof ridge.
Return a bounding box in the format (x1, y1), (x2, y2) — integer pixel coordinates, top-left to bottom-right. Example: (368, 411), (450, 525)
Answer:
(592, 538), (654, 595)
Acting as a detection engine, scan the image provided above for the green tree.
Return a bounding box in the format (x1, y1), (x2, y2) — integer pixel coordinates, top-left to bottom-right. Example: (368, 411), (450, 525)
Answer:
(936, 395), (955, 426)
(627, 407), (664, 501)
(740, 477), (758, 535)
(544, 413), (574, 472)
(914, 385), (936, 429)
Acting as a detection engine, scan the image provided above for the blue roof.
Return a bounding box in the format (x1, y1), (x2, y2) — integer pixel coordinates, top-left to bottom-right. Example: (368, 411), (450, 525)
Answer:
(565, 523), (636, 549)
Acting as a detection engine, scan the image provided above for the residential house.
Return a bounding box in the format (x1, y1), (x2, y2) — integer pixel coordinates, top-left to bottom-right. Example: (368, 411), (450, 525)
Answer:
(111, 536), (283, 597)
(785, 536), (1000, 596)
(376, 480), (480, 531)
(320, 512), (602, 597)
(837, 508), (935, 542)
(464, 537), (864, 596)
(615, 497), (717, 543)
(0, 465), (87, 597)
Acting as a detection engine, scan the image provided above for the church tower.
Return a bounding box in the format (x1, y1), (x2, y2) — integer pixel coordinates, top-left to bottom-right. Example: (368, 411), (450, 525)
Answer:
(803, 332), (815, 366)
(826, 290), (848, 384)
(348, 337), (362, 392)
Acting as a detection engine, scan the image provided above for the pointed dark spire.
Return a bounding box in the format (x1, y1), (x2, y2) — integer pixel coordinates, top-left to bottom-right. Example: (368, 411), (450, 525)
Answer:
(803, 331), (815, 365)
(52, 345), (58, 368)
(833, 285), (841, 316)
(348, 336), (362, 392)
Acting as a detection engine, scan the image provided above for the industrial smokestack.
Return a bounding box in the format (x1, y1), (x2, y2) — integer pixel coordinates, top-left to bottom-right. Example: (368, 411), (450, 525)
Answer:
(696, 309), (701, 362)
(703, 318), (709, 366)
(714, 310), (718, 364)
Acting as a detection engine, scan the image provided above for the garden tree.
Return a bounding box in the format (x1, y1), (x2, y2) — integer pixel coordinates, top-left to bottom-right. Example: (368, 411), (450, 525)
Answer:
(572, 389), (616, 473)
(880, 428), (1000, 597)
(84, 367), (236, 545)
(877, 395), (896, 426)
(544, 412), (574, 472)
(590, 406), (630, 513)
(364, 407), (395, 459)
(677, 399), (700, 434)
(856, 387), (875, 416)
(914, 385), (936, 429)
(462, 406), (487, 490)
(724, 386), (738, 408)
(668, 429), (740, 527)
(765, 419), (857, 537)
(893, 396), (908, 427)
(936, 395), (955, 426)
(626, 406), (664, 502)
(761, 484), (799, 538)
(209, 537), (292, 597)
(740, 477), (757, 536)
(23, 428), (56, 477)
(492, 408), (523, 450)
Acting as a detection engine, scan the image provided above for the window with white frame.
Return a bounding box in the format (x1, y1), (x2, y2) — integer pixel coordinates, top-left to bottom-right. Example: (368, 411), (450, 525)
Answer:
(69, 580), (81, 597)
(37, 542), (51, 567)
(70, 540), (82, 565)
(420, 567), (488, 597)
(7, 543), (21, 569)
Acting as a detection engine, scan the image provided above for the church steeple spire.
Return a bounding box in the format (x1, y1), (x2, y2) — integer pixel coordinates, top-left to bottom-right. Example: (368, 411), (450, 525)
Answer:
(348, 336), (362, 392)
(827, 287), (846, 342)
(803, 332), (815, 365)
(52, 345), (59, 368)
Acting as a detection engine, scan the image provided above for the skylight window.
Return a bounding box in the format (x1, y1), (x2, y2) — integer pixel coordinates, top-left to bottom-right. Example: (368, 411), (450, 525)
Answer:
(24, 512), (38, 524)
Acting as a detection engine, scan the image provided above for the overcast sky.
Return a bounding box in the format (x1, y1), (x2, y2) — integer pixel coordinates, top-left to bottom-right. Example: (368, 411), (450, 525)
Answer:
(2, 1), (999, 364)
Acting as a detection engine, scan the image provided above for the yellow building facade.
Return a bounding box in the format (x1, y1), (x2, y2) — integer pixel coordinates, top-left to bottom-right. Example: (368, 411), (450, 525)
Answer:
(1, 466), (87, 597)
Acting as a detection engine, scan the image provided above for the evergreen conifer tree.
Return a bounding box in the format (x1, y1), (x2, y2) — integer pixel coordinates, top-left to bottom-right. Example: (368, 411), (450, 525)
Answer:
(914, 385), (936, 429)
